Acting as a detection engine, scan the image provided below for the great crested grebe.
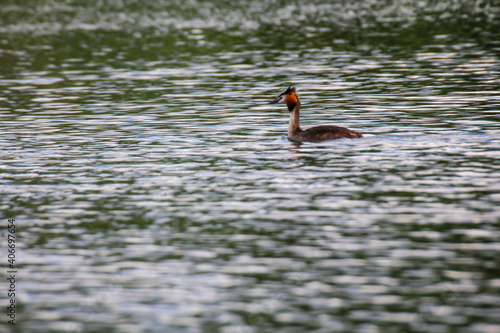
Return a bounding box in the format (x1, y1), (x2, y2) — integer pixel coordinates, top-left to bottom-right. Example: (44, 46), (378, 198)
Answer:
(269, 86), (362, 142)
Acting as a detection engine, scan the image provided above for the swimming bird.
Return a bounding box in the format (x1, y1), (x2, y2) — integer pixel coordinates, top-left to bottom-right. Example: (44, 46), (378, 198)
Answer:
(269, 86), (362, 142)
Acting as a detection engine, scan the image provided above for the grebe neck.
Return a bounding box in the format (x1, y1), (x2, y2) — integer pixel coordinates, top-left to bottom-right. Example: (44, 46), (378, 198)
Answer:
(288, 100), (302, 137)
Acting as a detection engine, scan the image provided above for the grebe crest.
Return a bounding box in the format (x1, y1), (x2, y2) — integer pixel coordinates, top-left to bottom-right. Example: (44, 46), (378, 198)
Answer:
(269, 86), (362, 143)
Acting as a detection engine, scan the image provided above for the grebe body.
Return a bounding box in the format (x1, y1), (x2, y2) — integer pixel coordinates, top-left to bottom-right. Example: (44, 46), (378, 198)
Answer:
(269, 87), (362, 143)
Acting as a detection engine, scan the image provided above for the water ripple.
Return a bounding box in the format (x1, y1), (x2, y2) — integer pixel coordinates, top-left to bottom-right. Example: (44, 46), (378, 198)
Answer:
(1, 1), (500, 332)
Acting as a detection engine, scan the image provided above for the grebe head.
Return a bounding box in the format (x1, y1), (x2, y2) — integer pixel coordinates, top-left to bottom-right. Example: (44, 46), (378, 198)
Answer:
(269, 86), (299, 111)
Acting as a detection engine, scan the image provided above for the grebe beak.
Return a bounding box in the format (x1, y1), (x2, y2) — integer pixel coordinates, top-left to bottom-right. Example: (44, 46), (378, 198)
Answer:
(269, 86), (294, 104)
(269, 96), (282, 104)
(269, 93), (285, 104)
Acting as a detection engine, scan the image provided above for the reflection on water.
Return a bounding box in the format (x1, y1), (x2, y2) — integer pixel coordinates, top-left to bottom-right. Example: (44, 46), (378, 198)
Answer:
(1, 1), (500, 332)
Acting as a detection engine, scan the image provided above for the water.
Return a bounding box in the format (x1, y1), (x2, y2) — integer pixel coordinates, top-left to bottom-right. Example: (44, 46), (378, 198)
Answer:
(1, 1), (500, 332)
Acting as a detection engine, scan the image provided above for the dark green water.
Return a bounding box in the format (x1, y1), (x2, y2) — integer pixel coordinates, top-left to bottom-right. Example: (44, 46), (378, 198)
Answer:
(1, 1), (500, 332)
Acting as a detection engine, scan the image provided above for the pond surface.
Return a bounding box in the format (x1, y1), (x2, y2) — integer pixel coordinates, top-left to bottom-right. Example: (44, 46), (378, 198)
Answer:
(1, 1), (500, 332)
